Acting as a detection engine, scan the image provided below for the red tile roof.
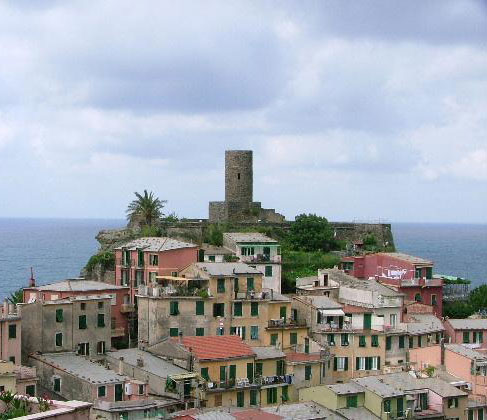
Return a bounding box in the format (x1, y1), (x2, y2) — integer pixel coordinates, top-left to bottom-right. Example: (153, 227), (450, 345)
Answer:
(285, 352), (321, 362)
(178, 336), (255, 361)
(342, 305), (373, 313)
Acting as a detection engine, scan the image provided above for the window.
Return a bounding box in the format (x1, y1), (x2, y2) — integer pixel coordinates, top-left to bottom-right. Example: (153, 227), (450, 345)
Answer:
(196, 328), (205, 336)
(399, 335), (405, 349)
(170, 301), (179, 316)
(216, 327), (224, 336)
(138, 384), (145, 395)
(214, 394), (222, 407)
(420, 393), (428, 410)
(431, 294), (437, 305)
(265, 266), (273, 277)
(169, 328), (179, 337)
(247, 277), (254, 291)
(341, 334), (349, 346)
(25, 385), (35, 397)
(347, 395), (358, 408)
(270, 334), (278, 346)
(290, 332), (297, 345)
(217, 278), (225, 293)
(98, 385), (106, 398)
(426, 267), (433, 279)
(448, 397), (459, 408)
(208, 255), (215, 262)
(97, 314), (105, 328)
(409, 336), (414, 348)
(149, 272), (156, 283)
(386, 336), (392, 350)
(418, 335), (423, 347)
(255, 362), (263, 376)
(250, 389), (258, 406)
(469, 410), (474, 420)
(414, 293), (422, 302)
(251, 326), (259, 340)
(200, 367), (209, 381)
(415, 267), (422, 278)
(97, 341), (106, 354)
(8, 324), (16, 339)
(53, 377), (61, 393)
(55, 332), (63, 347)
(241, 247), (255, 256)
(479, 409), (484, 420)
(213, 303), (225, 317)
(251, 302), (259, 316)
(234, 302), (243, 316)
(9, 356), (15, 364)
(327, 334), (335, 346)
(363, 313), (372, 329)
(98, 301), (104, 310)
(237, 391), (244, 408)
(384, 399), (391, 413)
(80, 302), (86, 310)
(356, 357), (366, 371)
(371, 335), (379, 347)
(359, 336), (366, 347)
(390, 314), (397, 328)
(276, 360), (285, 375)
(371, 356), (380, 371)
(334, 357), (348, 371)
(149, 254), (159, 266)
(196, 301), (205, 315)
(305, 364), (312, 380)
(56, 309), (63, 323)
(279, 306), (287, 320)
(231, 326), (246, 340)
(78, 315), (87, 329)
(282, 385), (289, 402)
(463, 331), (470, 344)
(267, 387), (277, 404)
(135, 270), (144, 286)
(234, 278), (239, 292)
(78, 342), (90, 356)
(247, 363), (254, 383)
(122, 270), (129, 286)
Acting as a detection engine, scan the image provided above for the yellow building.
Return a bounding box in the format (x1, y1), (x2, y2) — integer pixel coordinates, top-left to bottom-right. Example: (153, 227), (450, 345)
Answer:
(0, 360), (16, 394)
(138, 263), (308, 350)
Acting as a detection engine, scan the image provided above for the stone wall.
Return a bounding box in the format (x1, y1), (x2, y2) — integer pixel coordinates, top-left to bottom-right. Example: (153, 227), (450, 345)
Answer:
(225, 150), (253, 204)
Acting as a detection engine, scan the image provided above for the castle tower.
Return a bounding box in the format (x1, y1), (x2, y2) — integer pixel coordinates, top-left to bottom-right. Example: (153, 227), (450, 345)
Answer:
(225, 150), (253, 205)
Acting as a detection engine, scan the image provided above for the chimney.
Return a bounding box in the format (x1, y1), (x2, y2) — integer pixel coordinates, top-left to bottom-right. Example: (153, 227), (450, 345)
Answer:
(136, 357), (144, 368)
(3, 300), (7, 316)
(29, 267), (35, 287)
(118, 357), (124, 375)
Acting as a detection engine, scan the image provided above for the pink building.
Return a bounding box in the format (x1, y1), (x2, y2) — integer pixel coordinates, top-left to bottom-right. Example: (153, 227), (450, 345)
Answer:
(114, 237), (199, 302)
(444, 319), (487, 350)
(444, 344), (487, 400)
(23, 279), (131, 341)
(0, 302), (21, 365)
(341, 252), (443, 316)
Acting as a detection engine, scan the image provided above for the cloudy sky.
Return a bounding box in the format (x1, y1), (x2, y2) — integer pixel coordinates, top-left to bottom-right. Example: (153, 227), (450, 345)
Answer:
(0, 0), (486, 223)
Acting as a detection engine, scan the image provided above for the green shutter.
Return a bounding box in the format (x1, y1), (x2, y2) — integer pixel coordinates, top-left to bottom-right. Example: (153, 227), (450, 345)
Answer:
(397, 397), (404, 416)
(201, 367), (209, 381)
(196, 328), (204, 336)
(363, 313), (372, 329)
(247, 277), (254, 291)
(270, 334), (278, 346)
(170, 301), (179, 316)
(234, 302), (243, 316)
(290, 332), (297, 345)
(359, 335), (366, 347)
(217, 278), (225, 293)
(229, 365), (236, 380)
(386, 336), (392, 350)
(251, 302), (259, 316)
(97, 314), (105, 327)
(220, 366), (226, 382)
(251, 326), (259, 340)
(250, 389), (258, 406)
(305, 364), (312, 380)
(247, 363), (254, 383)
(196, 301), (204, 315)
(280, 306), (287, 319)
(79, 315), (87, 329)
(242, 326), (246, 340)
(237, 391), (244, 407)
(377, 356), (381, 370)
(256, 362), (263, 376)
(265, 266), (273, 277)
(56, 309), (63, 323)
(333, 357), (338, 371)
(282, 385), (288, 402)
(463, 332), (470, 343)
(344, 357), (348, 371)
(169, 328), (179, 337)
(356, 357), (360, 370)
(399, 335), (405, 348)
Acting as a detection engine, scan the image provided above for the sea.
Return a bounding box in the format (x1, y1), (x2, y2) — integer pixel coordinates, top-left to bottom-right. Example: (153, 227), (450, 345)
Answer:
(0, 218), (485, 300)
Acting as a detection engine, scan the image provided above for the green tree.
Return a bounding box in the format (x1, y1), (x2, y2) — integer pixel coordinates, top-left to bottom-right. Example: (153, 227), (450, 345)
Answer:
(126, 190), (166, 227)
(469, 285), (487, 313)
(8, 289), (23, 305)
(288, 214), (335, 252)
(443, 301), (474, 319)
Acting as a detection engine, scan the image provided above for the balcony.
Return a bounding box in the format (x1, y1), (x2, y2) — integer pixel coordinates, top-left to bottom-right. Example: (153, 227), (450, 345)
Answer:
(239, 254), (281, 264)
(267, 318), (307, 329)
(116, 258), (134, 267)
(255, 375), (289, 387)
(205, 378), (258, 392)
(111, 327), (125, 337)
(399, 278), (442, 288)
(120, 303), (135, 313)
(138, 283), (210, 298)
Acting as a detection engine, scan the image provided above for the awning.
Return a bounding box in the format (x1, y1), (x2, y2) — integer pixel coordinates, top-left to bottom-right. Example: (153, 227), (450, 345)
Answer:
(319, 309), (345, 317)
(156, 276), (194, 281)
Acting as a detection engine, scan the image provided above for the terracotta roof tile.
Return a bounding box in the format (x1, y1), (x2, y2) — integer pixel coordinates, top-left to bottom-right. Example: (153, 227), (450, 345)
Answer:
(178, 336), (255, 361)
(285, 352), (321, 363)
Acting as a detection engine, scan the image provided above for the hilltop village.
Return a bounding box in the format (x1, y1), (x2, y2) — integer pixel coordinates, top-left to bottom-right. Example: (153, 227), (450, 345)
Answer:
(1, 151), (484, 420)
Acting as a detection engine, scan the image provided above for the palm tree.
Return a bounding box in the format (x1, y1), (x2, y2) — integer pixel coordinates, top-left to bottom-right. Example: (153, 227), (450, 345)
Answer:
(126, 190), (166, 228)
(8, 288), (23, 305)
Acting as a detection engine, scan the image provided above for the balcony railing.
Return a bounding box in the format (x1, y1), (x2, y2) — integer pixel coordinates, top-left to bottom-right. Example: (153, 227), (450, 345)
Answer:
(138, 285), (210, 298)
(267, 318), (307, 329)
(206, 377), (257, 391)
(239, 255), (281, 264)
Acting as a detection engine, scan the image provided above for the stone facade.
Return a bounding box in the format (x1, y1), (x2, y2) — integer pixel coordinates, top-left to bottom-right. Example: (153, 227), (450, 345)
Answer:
(209, 150), (285, 223)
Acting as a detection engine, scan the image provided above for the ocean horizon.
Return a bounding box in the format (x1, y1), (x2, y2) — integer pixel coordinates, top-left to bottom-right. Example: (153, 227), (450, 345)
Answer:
(0, 217), (485, 300)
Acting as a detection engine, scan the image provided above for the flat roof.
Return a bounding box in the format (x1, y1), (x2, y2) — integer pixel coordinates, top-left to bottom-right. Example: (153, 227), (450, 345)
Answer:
(115, 237), (197, 252)
(252, 347), (285, 360)
(33, 353), (126, 385)
(223, 232), (278, 244)
(379, 252), (433, 265)
(31, 279), (128, 292)
(327, 382), (365, 395)
(106, 348), (188, 378)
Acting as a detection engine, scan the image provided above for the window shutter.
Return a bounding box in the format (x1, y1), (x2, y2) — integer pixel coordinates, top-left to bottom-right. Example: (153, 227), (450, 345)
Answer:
(344, 357), (348, 371)
(334, 357), (338, 371)
(356, 357), (360, 370)
(377, 357), (381, 370)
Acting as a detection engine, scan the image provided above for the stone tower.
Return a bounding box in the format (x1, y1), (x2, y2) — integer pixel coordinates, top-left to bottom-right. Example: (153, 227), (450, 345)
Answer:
(209, 150), (285, 223)
(225, 150), (253, 205)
